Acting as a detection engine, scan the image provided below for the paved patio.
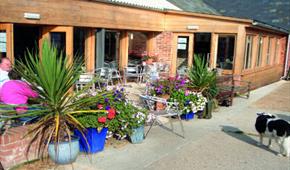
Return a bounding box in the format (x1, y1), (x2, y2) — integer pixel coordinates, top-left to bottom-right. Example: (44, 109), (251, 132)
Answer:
(18, 80), (290, 170)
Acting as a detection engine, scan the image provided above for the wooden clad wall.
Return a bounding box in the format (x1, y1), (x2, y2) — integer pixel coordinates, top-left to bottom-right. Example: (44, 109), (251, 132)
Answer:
(164, 12), (249, 33)
(241, 28), (287, 89)
(0, 0), (164, 31)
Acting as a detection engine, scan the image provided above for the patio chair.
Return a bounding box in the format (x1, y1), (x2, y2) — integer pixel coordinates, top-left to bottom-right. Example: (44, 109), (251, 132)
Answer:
(75, 73), (95, 92)
(124, 65), (143, 84)
(139, 95), (185, 138)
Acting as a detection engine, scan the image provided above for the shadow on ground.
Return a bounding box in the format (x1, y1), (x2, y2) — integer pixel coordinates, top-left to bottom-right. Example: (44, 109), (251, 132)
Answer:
(220, 125), (277, 155)
(276, 114), (290, 121)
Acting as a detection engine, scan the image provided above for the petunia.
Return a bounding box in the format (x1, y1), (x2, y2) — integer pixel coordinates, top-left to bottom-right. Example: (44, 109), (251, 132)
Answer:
(105, 105), (111, 110)
(107, 109), (116, 119)
(98, 117), (107, 123)
(97, 104), (103, 109)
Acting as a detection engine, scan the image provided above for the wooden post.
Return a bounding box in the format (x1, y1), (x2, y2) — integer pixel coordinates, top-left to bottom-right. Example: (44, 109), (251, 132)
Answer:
(210, 33), (218, 69)
(146, 32), (155, 55)
(233, 26), (246, 75)
(85, 28), (96, 72)
(119, 31), (129, 70)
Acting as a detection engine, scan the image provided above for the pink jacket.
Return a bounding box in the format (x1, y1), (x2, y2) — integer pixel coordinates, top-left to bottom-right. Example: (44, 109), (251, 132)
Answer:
(0, 80), (39, 105)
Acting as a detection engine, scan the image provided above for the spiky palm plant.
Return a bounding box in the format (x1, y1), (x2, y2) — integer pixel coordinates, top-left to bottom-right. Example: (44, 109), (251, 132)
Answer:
(2, 40), (111, 159)
(187, 54), (218, 100)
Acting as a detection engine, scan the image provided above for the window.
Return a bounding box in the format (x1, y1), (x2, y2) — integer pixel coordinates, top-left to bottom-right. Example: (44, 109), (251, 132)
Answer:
(266, 37), (272, 65)
(256, 35), (263, 67)
(0, 31), (7, 58)
(216, 35), (235, 70)
(177, 36), (189, 71)
(274, 38), (280, 64)
(243, 35), (253, 69)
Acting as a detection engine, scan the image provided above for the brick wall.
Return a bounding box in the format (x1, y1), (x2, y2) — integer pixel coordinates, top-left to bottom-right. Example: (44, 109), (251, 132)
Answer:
(154, 31), (173, 65)
(0, 126), (38, 169)
(128, 32), (147, 57)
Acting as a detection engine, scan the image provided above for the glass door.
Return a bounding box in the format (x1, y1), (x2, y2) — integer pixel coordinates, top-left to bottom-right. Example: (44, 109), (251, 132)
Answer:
(173, 33), (193, 76)
(41, 26), (73, 64)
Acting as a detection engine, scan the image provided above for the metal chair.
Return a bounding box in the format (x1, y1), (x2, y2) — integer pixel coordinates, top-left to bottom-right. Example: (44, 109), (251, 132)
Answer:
(124, 65), (143, 84)
(75, 73), (95, 92)
(139, 95), (185, 138)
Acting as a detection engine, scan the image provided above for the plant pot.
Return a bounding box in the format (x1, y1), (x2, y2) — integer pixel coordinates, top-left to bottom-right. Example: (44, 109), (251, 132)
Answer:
(181, 111), (195, 120)
(74, 127), (108, 153)
(130, 126), (144, 144)
(156, 94), (170, 111)
(205, 100), (213, 119)
(146, 59), (153, 65)
(48, 136), (79, 164)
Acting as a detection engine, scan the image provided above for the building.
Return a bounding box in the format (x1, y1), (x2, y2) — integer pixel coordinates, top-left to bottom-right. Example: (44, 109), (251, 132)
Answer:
(0, 1), (289, 168)
(0, 0), (289, 89)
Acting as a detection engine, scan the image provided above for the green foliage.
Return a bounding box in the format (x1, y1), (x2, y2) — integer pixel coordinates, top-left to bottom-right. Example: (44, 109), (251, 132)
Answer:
(148, 76), (187, 96)
(1, 40), (109, 159)
(168, 90), (207, 114)
(187, 54), (218, 100)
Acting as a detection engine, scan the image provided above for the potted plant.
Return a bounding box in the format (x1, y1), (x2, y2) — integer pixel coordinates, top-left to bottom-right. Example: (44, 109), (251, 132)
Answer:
(74, 96), (116, 153)
(127, 106), (147, 144)
(187, 55), (218, 119)
(148, 76), (187, 110)
(168, 89), (207, 120)
(0, 40), (110, 164)
(142, 55), (156, 65)
(108, 90), (148, 143)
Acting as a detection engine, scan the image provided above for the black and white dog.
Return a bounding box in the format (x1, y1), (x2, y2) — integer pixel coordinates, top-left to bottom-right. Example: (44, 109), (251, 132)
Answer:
(255, 112), (290, 157)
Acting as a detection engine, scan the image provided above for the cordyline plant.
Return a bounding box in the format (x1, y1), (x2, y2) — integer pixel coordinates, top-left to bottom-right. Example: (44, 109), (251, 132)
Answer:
(0, 40), (112, 159)
(187, 55), (218, 100)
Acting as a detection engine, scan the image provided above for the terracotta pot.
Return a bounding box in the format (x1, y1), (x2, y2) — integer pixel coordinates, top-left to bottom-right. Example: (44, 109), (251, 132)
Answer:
(146, 58), (153, 65)
(156, 94), (170, 111)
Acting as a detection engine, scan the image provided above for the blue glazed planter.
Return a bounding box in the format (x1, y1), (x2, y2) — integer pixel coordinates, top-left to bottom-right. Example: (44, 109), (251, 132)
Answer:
(74, 127), (108, 153)
(130, 126), (144, 144)
(48, 136), (79, 164)
(181, 111), (195, 120)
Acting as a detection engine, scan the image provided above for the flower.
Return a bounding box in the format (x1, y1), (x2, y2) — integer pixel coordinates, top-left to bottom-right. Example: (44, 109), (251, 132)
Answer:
(107, 108), (116, 119)
(168, 89), (207, 114)
(98, 117), (107, 123)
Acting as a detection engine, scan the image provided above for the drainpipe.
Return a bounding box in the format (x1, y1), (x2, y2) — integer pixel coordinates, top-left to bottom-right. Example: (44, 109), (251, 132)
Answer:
(282, 34), (290, 79)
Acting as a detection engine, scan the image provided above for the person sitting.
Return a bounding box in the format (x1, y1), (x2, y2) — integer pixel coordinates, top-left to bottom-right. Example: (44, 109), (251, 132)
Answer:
(0, 69), (38, 113)
(0, 57), (12, 87)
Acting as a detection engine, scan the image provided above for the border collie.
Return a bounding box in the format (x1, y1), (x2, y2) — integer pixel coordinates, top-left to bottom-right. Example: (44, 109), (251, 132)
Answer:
(255, 112), (290, 157)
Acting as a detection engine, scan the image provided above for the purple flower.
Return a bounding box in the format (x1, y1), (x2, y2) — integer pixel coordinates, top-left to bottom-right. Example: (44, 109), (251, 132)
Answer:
(105, 98), (109, 103)
(105, 105), (111, 110)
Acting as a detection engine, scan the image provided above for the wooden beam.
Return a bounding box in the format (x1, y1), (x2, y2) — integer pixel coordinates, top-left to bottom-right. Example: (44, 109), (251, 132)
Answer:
(119, 31), (129, 69)
(188, 34), (194, 68)
(85, 28), (95, 72)
(170, 33), (178, 76)
(233, 26), (246, 75)
(210, 33), (218, 69)
(146, 32), (155, 55)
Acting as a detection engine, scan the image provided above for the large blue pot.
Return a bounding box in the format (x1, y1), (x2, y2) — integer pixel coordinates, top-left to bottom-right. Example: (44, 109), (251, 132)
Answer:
(48, 136), (79, 164)
(181, 111), (195, 120)
(130, 126), (144, 144)
(74, 127), (108, 153)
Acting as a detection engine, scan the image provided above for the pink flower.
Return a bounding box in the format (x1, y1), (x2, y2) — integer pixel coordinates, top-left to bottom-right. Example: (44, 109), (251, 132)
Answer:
(97, 104), (103, 109)
(107, 109), (116, 120)
(98, 117), (107, 123)
(185, 90), (190, 96)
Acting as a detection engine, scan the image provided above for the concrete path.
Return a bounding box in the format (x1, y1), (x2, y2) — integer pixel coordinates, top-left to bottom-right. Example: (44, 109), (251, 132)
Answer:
(59, 80), (290, 170)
